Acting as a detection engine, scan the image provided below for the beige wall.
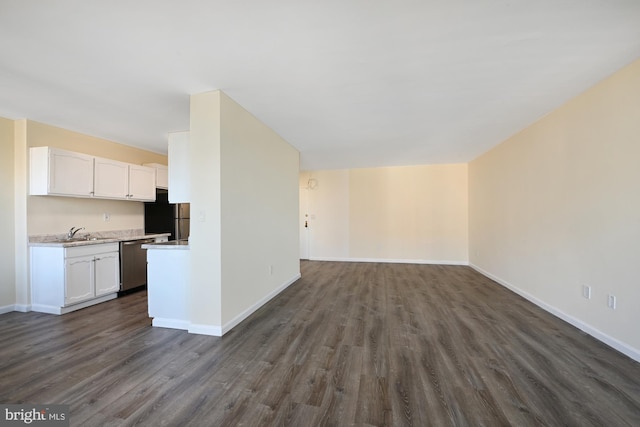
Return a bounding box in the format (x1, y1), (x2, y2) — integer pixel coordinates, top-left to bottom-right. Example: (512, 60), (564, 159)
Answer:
(26, 120), (167, 163)
(303, 164), (469, 264)
(469, 59), (640, 358)
(189, 90), (300, 335)
(220, 92), (300, 329)
(26, 120), (167, 235)
(0, 117), (16, 310)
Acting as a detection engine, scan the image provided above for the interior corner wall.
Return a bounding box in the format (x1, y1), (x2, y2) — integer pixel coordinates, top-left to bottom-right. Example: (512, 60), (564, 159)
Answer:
(219, 92), (300, 330)
(188, 91), (223, 332)
(469, 58), (640, 358)
(0, 117), (16, 311)
(304, 164), (469, 264)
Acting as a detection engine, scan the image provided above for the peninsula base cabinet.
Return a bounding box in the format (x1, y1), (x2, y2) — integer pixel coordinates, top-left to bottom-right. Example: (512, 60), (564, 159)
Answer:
(31, 243), (120, 314)
(146, 247), (189, 330)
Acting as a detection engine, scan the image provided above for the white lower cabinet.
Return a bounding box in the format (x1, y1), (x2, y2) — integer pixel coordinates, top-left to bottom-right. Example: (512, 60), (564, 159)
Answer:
(31, 243), (120, 314)
(65, 254), (95, 305)
(94, 251), (120, 297)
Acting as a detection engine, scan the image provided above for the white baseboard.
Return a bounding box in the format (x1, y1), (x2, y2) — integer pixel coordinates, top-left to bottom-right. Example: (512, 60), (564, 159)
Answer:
(13, 304), (33, 313)
(30, 304), (62, 315)
(309, 257), (468, 266)
(14, 304), (31, 313)
(188, 323), (222, 337)
(30, 294), (118, 315)
(155, 273), (303, 338)
(470, 263), (640, 363)
(152, 318), (190, 331)
(61, 294), (118, 314)
(0, 304), (15, 314)
(221, 272), (302, 335)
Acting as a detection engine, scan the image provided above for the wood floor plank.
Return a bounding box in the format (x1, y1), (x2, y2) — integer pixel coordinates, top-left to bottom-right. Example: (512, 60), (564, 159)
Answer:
(2, 261), (640, 426)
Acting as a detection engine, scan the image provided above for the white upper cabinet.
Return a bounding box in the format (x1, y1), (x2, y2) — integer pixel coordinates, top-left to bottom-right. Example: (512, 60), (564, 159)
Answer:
(94, 157), (156, 201)
(30, 147), (94, 197)
(94, 157), (129, 199)
(128, 164), (156, 201)
(156, 165), (168, 189)
(168, 131), (190, 203)
(143, 163), (169, 189)
(30, 147), (157, 202)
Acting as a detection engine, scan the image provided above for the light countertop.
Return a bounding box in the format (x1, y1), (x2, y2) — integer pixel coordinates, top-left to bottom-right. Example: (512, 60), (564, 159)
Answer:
(29, 229), (171, 248)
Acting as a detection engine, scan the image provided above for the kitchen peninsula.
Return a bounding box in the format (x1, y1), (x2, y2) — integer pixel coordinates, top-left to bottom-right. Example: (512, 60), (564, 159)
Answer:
(142, 240), (190, 330)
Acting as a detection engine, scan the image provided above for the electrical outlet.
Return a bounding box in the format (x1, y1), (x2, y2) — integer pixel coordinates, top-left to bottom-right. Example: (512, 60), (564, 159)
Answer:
(103, 212), (110, 222)
(607, 294), (617, 310)
(582, 285), (591, 299)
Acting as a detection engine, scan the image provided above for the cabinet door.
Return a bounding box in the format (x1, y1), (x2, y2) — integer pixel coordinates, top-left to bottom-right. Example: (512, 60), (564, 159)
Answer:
(168, 131), (190, 203)
(156, 165), (168, 189)
(128, 165), (156, 201)
(95, 252), (120, 296)
(94, 157), (129, 199)
(48, 149), (94, 197)
(65, 255), (95, 305)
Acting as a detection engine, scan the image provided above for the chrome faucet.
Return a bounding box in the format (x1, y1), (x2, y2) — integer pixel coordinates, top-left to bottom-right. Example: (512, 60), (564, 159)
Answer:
(67, 226), (85, 240)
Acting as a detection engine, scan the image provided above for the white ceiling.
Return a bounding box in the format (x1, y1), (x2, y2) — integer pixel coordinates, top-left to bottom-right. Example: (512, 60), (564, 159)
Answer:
(1, 1), (639, 170)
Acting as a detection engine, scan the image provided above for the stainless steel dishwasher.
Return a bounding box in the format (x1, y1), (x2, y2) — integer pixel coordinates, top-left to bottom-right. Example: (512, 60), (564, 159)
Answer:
(120, 238), (155, 292)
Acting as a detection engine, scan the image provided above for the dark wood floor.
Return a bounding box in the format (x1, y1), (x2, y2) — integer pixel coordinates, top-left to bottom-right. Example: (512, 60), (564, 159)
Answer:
(1, 261), (640, 426)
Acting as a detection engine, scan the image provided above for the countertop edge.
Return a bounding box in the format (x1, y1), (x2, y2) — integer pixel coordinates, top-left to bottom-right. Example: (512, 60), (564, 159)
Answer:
(29, 233), (171, 248)
(142, 241), (190, 250)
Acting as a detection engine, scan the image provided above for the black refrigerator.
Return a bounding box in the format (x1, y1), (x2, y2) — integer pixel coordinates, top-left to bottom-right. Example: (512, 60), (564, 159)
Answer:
(144, 189), (190, 241)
